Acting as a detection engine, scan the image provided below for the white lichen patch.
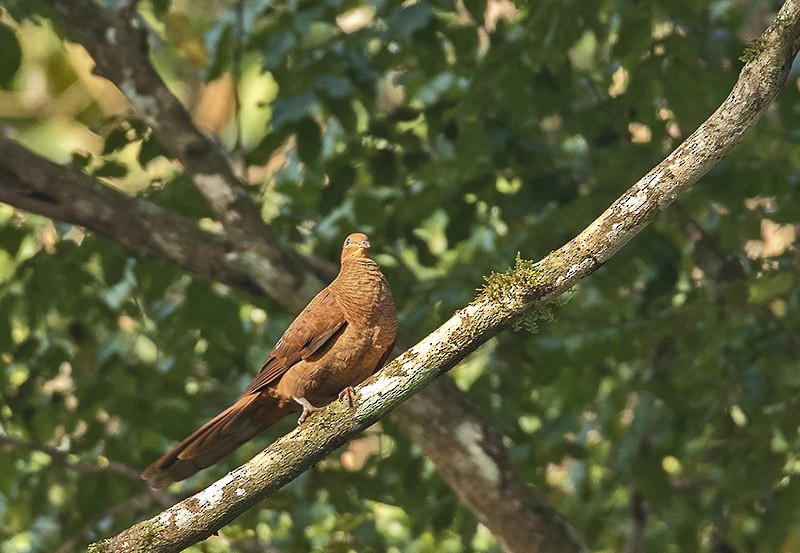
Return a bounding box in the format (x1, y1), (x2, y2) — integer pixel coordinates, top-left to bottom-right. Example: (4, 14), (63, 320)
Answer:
(408, 303), (480, 366)
(159, 505), (194, 530)
(235, 487), (246, 497)
(247, 448), (281, 474)
(119, 70), (160, 127)
(648, 169), (664, 188)
(624, 189), (648, 213)
(454, 420), (500, 486)
(359, 373), (398, 399)
(195, 174), (238, 208)
(195, 472), (234, 507)
(236, 461), (259, 480)
(225, 251), (276, 289)
(564, 263), (580, 281)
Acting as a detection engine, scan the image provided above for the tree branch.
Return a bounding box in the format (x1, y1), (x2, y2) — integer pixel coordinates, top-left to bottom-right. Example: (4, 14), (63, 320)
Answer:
(0, 140), (266, 298)
(0, 140), (586, 553)
(47, 0), (324, 311)
(38, 7), (569, 547)
(9, 0), (563, 536)
(0, 432), (142, 481)
(88, 1), (800, 550)
(396, 378), (588, 553)
(5, 2), (592, 551)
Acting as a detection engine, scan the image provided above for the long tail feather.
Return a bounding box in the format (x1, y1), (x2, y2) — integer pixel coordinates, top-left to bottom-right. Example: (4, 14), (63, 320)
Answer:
(141, 392), (295, 488)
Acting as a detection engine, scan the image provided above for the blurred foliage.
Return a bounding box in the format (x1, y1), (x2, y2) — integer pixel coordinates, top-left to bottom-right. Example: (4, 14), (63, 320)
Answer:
(1, 0), (800, 551)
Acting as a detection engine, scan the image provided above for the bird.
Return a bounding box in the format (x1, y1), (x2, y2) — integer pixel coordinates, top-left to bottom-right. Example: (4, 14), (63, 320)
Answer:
(141, 232), (398, 488)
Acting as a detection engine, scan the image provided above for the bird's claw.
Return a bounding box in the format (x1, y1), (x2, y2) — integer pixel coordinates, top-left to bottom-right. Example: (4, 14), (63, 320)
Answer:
(294, 396), (321, 425)
(338, 386), (356, 407)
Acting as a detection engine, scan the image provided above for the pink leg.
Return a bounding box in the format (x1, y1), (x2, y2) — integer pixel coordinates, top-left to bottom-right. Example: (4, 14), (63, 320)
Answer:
(293, 396), (322, 424)
(338, 386), (356, 407)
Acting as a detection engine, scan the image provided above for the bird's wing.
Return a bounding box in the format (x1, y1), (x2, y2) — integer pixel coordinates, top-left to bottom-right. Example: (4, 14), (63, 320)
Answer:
(373, 337), (396, 374)
(238, 287), (346, 397)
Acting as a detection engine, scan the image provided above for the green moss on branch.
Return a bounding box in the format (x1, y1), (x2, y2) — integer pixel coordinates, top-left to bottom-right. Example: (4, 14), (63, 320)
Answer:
(479, 253), (554, 332)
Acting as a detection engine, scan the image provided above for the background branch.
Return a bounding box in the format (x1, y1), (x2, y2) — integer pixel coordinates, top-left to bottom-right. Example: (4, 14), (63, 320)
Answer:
(396, 379), (588, 553)
(0, 432), (143, 481)
(0, 139), (266, 296)
(48, 0), (322, 310)
(88, 1), (800, 550)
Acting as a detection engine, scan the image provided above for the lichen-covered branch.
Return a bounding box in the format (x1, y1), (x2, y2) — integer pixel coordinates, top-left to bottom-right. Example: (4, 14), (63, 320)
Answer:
(0, 136), (585, 553)
(89, 1), (800, 550)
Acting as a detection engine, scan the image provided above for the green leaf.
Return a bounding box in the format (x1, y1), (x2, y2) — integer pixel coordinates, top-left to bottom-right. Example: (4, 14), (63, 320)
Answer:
(70, 151), (92, 169)
(296, 116), (322, 165)
(0, 23), (22, 89)
(314, 74), (353, 99)
(138, 134), (166, 167)
(205, 21), (233, 81)
(749, 272), (794, 305)
(389, 2), (431, 40)
(102, 127), (131, 155)
(461, 0), (486, 23)
(271, 92), (316, 130)
(150, 0), (172, 17)
(263, 30), (295, 70)
(93, 160), (128, 178)
(0, 224), (26, 257)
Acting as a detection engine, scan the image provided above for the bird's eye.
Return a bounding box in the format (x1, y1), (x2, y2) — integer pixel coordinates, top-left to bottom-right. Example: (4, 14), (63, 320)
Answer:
(345, 238), (351, 245)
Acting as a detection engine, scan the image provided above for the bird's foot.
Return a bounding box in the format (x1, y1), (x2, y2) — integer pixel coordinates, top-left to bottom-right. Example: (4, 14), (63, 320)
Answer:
(338, 386), (356, 407)
(293, 396), (322, 424)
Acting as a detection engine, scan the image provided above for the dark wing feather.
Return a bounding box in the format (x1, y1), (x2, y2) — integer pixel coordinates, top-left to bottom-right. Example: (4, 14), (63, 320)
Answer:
(238, 287), (346, 397)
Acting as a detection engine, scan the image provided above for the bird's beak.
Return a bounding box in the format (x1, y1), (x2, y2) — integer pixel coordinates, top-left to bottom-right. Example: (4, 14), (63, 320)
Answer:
(358, 239), (370, 249)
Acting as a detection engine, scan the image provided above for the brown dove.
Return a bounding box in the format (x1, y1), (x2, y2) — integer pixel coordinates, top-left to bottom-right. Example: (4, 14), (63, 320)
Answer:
(141, 232), (398, 487)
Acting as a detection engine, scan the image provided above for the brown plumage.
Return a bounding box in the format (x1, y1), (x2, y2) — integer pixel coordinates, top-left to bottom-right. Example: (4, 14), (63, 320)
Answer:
(141, 233), (398, 488)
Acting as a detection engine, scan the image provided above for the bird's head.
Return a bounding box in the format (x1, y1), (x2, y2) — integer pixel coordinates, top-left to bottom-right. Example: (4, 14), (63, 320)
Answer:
(341, 232), (371, 261)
